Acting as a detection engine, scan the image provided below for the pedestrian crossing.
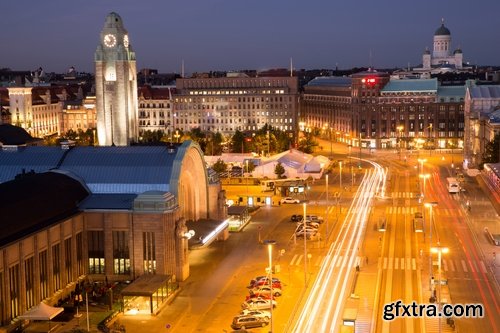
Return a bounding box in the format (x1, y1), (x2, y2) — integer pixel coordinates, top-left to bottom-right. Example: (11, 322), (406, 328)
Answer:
(385, 206), (456, 216)
(287, 254), (489, 274)
(390, 192), (420, 199)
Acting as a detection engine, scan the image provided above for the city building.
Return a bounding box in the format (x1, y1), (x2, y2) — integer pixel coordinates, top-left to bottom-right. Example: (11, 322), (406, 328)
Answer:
(300, 71), (465, 150)
(95, 12), (138, 146)
(173, 74), (299, 137)
(464, 84), (500, 167)
(0, 141), (227, 326)
(138, 85), (175, 136)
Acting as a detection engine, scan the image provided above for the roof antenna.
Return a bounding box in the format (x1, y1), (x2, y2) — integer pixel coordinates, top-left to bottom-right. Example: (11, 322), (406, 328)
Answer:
(290, 57), (293, 77)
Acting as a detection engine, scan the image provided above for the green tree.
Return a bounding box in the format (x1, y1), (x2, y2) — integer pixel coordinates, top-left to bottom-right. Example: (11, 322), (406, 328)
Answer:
(481, 132), (500, 167)
(212, 158), (228, 173)
(231, 130), (246, 153)
(274, 162), (286, 179)
(297, 133), (318, 154)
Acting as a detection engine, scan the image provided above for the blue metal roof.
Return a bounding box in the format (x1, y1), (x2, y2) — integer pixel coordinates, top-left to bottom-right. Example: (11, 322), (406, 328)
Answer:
(381, 79), (438, 93)
(469, 86), (500, 99)
(437, 85), (466, 98)
(79, 193), (137, 210)
(60, 146), (179, 194)
(0, 146), (66, 183)
(306, 76), (352, 87)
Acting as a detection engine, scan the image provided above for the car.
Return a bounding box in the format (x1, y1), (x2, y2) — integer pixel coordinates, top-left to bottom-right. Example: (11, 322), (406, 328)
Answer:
(231, 314), (269, 330)
(291, 214), (303, 222)
(280, 197), (300, 204)
(239, 309), (271, 320)
(245, 293), (275, 301)
(295, 225), (318, 233)
(305, 215), (324, 223)
(251, 285), (282, 297)
(249, 277), (282, 289)
(295, 228), (318, 239)
(296, 221), (319, 229)
(241, 298), (277, 310)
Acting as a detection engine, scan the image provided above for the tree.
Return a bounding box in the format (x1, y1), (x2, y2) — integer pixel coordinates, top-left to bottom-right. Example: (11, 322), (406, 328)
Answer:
(481, 132), (500, 167)
(212, 158), (228, 173)
(231, 130), (246, 153)
(274, 162), (286, 179)
(297, 133), (318, 154)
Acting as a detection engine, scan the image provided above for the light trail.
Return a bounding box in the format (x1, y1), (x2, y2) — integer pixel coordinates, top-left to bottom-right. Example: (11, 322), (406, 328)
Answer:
(291, 159), (386, 333)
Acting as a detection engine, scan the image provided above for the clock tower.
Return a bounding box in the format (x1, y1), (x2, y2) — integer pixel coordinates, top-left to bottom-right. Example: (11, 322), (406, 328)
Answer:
(95, 12), (138, 146)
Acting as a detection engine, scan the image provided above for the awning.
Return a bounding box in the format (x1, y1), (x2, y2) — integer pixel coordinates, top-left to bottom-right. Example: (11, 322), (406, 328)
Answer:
(19, 302), (64, 321)
(121, 275), (172, 297)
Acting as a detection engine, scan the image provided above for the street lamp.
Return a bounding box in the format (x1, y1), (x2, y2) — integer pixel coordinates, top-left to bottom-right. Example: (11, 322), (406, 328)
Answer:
(174, 130), (180, 143)
(263, 240), (276, 333)
(419, 173), (430, 200)
(397, 125), (404, 160)
(325, 174), (329, 236)
(424, 201), (438, 291)
(417, 158), (427, 175)
(339, 161), (343, 192)
(431, 243), (449, 333)
(303, 203), (308, 287)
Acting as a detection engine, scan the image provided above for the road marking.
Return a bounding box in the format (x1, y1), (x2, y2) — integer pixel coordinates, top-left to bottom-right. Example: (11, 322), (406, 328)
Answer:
(401, 258), (406, 270)
(389, 257), (393, 270)
(290, 254), (299, 266)
(443, 260), (448, 272)
(449, 260), (455, 272)
(383, 257), (388, 269)
(395, 258), (399, 270)
(406, 258), (411, 270)
(469, 260), (476, 273)
(461, 260), (468, 272)
(412, 258), (416, 270)
(480, 261), (487, 273)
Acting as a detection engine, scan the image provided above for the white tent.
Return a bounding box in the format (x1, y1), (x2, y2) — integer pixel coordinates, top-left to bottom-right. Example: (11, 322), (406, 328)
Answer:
(19, 302), (64, 321)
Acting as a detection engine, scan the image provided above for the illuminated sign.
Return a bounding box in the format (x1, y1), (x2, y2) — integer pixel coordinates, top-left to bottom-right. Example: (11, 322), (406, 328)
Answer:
(361, 77), (377, 86)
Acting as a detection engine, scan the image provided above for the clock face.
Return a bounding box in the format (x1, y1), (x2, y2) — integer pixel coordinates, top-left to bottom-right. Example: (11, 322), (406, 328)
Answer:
(103, 34), (116, 48)
(123, 35), (129, 48)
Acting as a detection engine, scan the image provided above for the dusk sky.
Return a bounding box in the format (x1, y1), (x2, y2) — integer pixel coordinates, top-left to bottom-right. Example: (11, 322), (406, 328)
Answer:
(2, 0), (499, 74)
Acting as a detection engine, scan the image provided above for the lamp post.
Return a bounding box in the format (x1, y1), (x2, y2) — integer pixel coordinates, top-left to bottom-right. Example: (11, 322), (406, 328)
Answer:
(263, 240), (276, 333)
(417, 158), (427, 176)
(431, 243), (449, 333)
(397, 125), (404, 160)
(425, 202), (438, 291)
(174, 130), (180, 143)
(326, 175), (329, 237)
(419, 173), (430, 199)
(303, 203), (308, 287)
(339, 161), (343, 192)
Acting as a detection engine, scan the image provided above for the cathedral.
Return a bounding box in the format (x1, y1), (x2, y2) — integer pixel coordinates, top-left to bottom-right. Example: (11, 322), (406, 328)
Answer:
(415, 20), (470, 74)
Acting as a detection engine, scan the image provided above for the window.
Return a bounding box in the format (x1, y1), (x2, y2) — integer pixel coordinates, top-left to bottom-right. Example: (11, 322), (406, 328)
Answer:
(25, 257), (35, 309)
(52, 243), (61, 291)
(143, 232), (156, 274)
(88, 231), (105, 274)
(113, 231), (130, 275)
(39, 250), (48, 300)
(9, 264), (20, 320)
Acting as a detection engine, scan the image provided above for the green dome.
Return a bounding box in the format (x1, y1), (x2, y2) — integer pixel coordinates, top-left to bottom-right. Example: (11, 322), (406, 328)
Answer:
(435, 23), (451, 36)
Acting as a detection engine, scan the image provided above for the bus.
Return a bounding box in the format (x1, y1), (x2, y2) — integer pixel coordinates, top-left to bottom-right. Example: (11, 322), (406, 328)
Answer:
(446, 177), (460, 193)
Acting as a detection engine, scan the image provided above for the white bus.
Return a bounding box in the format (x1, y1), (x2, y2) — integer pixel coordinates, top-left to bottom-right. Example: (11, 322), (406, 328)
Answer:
(446, 177), (460, 193)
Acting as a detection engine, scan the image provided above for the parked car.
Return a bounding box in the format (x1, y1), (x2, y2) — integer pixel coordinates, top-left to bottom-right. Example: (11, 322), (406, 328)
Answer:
(245, 293), (274, 301)
(231, 314), (269, 330)
(305, 215), (324, 223)
(251, 285), (282, 297)
(295, 228), (318, 239)
(291, 214), (303, 222)
(280, 197), (300, 204)
(295, 225), (318, 233)
(296, 220), (319, 229)
(239, 309), (271, 320)
(241, 298), (277, 310)
(248, 276), (281, 287)
(249, 278), (282, 290)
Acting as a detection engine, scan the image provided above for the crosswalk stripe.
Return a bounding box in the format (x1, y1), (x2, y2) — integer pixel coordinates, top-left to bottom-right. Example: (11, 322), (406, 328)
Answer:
(401, 258), (405, 270)
(290, 254), (299, 266)
(461, 260), (468, 272)
(449, 260), (455, 272)
(480, 261), (487, 273)
(412, 258), (416, 270)
(383, 257), (387, 269)
(394, 258), (398, 270)
(389, 257), (393, 270)
(469, 260), (476, 273)
(406, 258), (411, 270)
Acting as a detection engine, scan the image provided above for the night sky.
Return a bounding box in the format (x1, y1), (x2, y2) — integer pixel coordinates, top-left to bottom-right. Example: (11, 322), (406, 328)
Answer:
(2, 0), (499, 74)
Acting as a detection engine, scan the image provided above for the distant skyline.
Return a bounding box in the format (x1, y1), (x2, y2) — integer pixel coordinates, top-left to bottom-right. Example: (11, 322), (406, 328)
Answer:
(2, 0), (500, 75)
